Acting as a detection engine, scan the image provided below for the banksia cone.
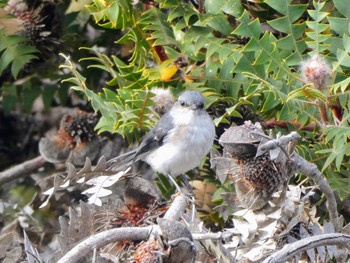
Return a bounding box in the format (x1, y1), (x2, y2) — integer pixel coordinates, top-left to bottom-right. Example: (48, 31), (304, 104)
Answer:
(39, 109), (98, 164)
(217, 122), (289, 210)
(59, 110), (98, 146)
(4, 0), (61, 62)
(5, 0), (49, 43)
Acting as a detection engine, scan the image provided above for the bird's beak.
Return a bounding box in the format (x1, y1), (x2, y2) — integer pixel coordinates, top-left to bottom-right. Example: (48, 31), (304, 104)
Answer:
(190, 105), (199, 110)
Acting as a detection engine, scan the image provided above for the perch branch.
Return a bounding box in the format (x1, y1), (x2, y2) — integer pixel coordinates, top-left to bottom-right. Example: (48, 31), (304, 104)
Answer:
(264, 120), (315, 132)
(192, 231), (233, 240)
(164, 194), (189, 220)
(57, 226), (155, 263)
(262, 233), (350, 263)
(0, 156), (47, 185)
(58, 193), (189, 263)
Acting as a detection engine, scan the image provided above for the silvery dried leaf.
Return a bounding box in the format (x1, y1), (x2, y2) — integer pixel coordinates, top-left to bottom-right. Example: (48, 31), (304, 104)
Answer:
(323, 222), (337, 258)
(299, 226), (315, 262)
(313, 224), (326, 262)
(231, 218), (251, 242)
(210, 149), (231, 184)
(24, 230), (42, 263)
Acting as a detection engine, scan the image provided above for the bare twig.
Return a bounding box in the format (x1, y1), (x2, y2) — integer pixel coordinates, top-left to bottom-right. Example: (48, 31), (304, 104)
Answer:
(264, 120), (315, 132)
(0, 156), (47, 185)
(291, 153), (339, 231)
(259, 132), (301, 152)
(192, 231), (233, 240)
(262, 233), (350, 263)
(57, 226), (155, 263)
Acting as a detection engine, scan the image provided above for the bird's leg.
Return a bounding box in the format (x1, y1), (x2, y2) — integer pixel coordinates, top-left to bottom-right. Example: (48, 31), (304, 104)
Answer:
(166, 173), (193, 201)
(180, 174), (193, 193)
(166, 173), (183, 194)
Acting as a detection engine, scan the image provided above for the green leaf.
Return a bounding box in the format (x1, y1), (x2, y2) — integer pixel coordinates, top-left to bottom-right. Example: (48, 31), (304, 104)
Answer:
(333, 0), (350, 18)
(0, 33), (38, 78)
(288, 85), (327, 102)
(141, 8), (178, 47)
(328, 17), (350, 36)
(305, 1), (331, 54)
(1, 84), (17, 114)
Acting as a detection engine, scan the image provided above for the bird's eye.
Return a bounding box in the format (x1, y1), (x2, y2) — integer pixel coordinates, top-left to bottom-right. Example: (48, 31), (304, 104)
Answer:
(180, 101), (186, 107)
(198, 103), (204, 109)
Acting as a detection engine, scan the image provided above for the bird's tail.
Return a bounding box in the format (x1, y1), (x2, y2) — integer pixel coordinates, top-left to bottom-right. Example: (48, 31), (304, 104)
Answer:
(106, 149), (139, 172)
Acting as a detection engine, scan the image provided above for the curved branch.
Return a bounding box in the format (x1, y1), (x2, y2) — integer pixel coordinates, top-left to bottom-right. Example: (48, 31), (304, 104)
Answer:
(0, 156), (47, 185)
(262, 233), (350, 263)
(291, 154), (339, 231)
(58, 194), (189, 263)
(57, 226), (155, 263)
(259, 132), (339, 231)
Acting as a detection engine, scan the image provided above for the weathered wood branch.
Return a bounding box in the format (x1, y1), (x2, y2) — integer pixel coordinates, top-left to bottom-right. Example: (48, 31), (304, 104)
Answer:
(259, 132), (339, 231)
(0, 156), (47, 185)
(262, 233), (350, 263)
(57, 194), (189, 263)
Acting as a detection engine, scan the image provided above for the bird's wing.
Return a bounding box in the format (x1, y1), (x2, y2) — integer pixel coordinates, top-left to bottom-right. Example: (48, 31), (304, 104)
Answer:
(133, 112), (174, 158)
(107, 112), (175, 171)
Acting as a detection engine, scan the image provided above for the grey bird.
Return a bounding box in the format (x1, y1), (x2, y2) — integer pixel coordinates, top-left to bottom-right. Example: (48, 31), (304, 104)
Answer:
(107, 90), (215, 190)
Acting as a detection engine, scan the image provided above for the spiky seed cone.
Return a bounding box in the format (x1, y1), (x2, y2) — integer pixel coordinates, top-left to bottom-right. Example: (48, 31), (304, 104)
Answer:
(59, 110), (98, 146)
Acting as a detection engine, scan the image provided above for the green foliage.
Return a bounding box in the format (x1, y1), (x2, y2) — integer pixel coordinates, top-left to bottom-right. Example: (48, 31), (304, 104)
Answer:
(0, 30), (38, 79)
(58, 0), (350, 198)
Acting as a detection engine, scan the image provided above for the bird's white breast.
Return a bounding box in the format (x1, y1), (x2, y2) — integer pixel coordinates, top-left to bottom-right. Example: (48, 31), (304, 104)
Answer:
(144, 108), (215, 176)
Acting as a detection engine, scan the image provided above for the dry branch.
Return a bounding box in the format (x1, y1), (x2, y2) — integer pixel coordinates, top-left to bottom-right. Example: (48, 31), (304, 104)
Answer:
(258, 131), (301, 152)
(164, 193), (189, 220)
(291, 153), (339, 231)
(259, 132), (339, 231)
(57, 194), (188, 263)
(0, 156), (47, 185)
(57, 226), (155, 263)
(262, 233), (350, 263)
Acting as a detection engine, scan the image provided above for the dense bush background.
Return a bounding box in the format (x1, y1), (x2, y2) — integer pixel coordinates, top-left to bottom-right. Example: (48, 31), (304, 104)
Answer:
(1, 0), (350, 261)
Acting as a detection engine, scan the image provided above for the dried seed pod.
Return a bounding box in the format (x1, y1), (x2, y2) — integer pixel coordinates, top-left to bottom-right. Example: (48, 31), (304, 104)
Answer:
(219, 122), (265, 159)
(124, 177), (159, 208)
(158, 218), (196, 263)
(232, 152), (284, 210)
(133, 238), (165, 263)
(217, 122), (289, 210)
(59, 110), (98, 146)
(39, 109), (99, 164)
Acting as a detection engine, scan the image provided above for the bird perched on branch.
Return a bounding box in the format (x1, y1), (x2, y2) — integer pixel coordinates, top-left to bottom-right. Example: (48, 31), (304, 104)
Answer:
(107, 91), (216, 191)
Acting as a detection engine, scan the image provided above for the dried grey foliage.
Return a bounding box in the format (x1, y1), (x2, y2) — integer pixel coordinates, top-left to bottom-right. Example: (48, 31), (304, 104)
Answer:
(210, 122), (345, 262)
(54, 201), (107, 262)
(23, 229), (42, 263)
(0, 232), (22, 263)
(40, 156), (128, 208)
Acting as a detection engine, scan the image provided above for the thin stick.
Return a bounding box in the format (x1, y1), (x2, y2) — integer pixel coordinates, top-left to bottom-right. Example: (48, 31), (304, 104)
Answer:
(0, 156), (47, 185)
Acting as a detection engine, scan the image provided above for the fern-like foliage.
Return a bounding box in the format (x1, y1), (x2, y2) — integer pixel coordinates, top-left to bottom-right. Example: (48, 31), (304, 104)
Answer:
(60, 0), (350, 197)
(0, 29), (38, 79)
